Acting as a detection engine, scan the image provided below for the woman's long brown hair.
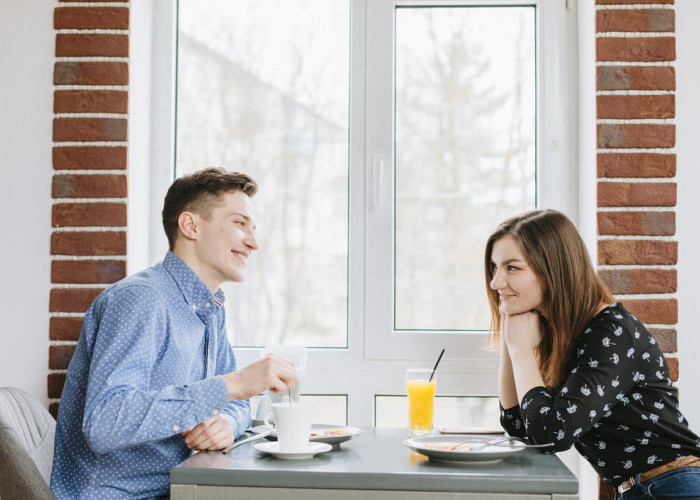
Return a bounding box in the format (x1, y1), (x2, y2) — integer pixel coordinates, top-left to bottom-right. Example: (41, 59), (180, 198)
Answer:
(484, 210), (614, 387)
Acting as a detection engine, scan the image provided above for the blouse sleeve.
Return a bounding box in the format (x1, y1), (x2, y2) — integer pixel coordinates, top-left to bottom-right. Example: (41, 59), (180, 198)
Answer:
(517, 321), (640, 452)
(500, 403), (527, 438)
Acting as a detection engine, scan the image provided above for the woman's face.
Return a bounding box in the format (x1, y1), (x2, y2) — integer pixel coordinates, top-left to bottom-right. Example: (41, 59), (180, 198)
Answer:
(489, 235), (544, 315)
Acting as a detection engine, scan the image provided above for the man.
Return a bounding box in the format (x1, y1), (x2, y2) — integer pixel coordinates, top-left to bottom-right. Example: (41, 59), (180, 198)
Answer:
(51, 168), (296, 499)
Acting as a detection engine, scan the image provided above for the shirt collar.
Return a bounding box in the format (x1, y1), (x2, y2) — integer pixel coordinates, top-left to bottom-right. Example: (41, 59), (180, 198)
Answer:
(163, 251), (226, 311)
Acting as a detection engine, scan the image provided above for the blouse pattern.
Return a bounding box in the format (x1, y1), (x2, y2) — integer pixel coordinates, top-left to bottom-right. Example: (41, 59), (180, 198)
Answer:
(500, 303), (700, 486)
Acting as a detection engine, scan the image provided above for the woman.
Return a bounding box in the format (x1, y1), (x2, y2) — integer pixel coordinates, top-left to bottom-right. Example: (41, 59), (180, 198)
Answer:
(486, 209), (700, 499)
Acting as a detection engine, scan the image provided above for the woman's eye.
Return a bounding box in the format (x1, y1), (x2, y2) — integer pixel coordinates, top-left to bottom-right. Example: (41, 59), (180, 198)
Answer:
(507, 265), (518, 271)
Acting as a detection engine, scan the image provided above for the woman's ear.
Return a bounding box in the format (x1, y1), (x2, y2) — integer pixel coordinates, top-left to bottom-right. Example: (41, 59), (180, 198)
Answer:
(177, 212), (198, 241)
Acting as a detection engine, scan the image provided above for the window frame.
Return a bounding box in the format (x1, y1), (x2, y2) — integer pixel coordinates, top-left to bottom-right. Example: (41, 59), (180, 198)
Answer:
(129, 0), (579, 427)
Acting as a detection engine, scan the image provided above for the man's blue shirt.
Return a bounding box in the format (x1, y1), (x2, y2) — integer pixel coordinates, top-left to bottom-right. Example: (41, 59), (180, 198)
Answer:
(51, 252), (251, 499)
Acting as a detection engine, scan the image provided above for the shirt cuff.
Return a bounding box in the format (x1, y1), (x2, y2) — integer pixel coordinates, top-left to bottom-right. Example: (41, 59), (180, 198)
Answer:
(172, 376), (230, 433)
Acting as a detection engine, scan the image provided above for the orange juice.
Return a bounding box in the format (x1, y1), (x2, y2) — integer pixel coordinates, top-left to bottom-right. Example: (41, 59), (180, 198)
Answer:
(406, 380), (436, 434)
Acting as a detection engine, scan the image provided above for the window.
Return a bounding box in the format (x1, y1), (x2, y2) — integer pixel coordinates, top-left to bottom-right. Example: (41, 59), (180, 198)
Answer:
(136, 0), (578, 427)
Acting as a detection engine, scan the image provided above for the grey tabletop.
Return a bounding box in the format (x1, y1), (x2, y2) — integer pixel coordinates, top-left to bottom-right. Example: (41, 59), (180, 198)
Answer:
(171, 427), (578, 495)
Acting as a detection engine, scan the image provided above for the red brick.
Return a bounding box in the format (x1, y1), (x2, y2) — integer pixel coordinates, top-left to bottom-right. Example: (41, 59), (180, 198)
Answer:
(48, 373), (66, 398)
(54, 91), (128, 114)
(597, 153), (676, 178)
(50, 287), (104, 312)
(49, 345), (77, 370)
(649, 328), (676, 352)
(52, 260), (126, 284)
(597, 182), (676, 207)
(597, 9), (674, 32)
(622, 298), (677, 324)
(597, 124), (675, 149)
(599, 268), (676, 294)
(597, 94), (674, 120)
(597, 37), (675, 62)
(51, 231), (126, 256)
(667, 357), (678, 382)
(56, 34), (128, 57)
(597, 66), (675, 91)
(598, 240), (677, 265)
(598, 211), (675, 236)
(53, 118), (127, 142)
(50, 317), (84, 341)
(54, 62), (128, 86)
(52, 174), (127, 198)
(54, 7), (129, 30)
(53, 146), (127, 170)
(52, 203), (126, 227)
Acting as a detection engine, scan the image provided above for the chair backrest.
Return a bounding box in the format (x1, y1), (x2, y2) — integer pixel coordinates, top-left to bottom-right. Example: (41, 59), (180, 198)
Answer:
(0, 387), (56, 500)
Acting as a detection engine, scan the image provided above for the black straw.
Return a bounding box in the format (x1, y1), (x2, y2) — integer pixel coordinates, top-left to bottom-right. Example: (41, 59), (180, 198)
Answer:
(428, 349), (445, 382)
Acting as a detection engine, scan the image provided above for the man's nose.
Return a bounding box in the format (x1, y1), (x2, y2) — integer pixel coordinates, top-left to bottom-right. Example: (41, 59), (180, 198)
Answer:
(245, 230), (259, 251)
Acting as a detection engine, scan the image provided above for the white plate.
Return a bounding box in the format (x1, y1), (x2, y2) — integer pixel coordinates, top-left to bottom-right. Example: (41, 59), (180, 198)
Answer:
(252, 424), (364, 446)
(403, 435), (526, 464)
(254, 441), (332, 460)
(438, 427), (505, 435)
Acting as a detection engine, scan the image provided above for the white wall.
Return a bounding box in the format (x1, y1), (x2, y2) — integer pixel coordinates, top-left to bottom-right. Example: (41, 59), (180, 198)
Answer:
(0, 0), (54, 405)
(676, 0), (700, 432)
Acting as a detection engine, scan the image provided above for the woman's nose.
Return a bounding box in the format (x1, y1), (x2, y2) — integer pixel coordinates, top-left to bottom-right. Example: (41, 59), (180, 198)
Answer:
(490, 270), (504, 290)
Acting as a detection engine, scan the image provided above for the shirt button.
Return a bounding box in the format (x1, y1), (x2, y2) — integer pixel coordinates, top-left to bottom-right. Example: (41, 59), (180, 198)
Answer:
(173, 424), (181, 432)
(191, 304), (197, 311)
(206, 303), (211, 308)
(212, 408), (219, 416)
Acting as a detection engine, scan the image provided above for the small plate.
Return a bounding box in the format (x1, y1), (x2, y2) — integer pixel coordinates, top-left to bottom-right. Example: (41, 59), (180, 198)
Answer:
(403, 435), (526, 464)
(254, 441), (332, 460)
(438, 427), (505, 435)
(252, 424), (364, 446)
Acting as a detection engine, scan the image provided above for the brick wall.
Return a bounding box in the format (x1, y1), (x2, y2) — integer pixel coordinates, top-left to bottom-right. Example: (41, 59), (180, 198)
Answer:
(595, 1), (676, 498)
(49, 1), (130, 417)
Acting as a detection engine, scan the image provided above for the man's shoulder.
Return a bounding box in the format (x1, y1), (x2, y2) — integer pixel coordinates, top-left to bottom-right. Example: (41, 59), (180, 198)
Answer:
(95, 264), (172, 308)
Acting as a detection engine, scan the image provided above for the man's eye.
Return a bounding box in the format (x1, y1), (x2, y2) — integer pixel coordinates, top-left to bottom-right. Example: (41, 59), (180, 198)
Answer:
(507, 265), (518, 271)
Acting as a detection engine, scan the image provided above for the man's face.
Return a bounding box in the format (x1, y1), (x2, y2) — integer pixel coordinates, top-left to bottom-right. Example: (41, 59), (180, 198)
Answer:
(191, 190), (258, 289)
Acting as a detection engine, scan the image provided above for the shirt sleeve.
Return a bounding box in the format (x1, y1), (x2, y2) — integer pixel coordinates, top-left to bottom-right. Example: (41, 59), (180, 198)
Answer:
(81, 285), (231, 455)
(517, 321), (640, 452)
(214, 309), (251, 438)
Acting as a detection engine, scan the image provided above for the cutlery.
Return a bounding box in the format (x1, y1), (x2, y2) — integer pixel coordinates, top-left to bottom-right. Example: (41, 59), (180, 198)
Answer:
(450, 436), (553, 451)
(222, 429), (271, 454)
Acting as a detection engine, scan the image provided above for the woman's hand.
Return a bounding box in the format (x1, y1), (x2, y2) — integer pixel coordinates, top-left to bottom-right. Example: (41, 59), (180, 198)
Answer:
(503, 311), (543, 354)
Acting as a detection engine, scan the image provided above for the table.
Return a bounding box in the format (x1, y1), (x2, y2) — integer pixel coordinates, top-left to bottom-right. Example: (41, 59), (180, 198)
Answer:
(170, 427), (579, 499)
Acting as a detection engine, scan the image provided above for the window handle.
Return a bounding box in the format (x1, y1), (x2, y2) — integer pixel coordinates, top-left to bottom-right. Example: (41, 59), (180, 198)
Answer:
(372, 153), (385, 210)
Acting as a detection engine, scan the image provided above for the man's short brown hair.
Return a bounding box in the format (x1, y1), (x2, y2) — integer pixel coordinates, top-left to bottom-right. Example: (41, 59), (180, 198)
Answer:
(162, 167), (258, 250)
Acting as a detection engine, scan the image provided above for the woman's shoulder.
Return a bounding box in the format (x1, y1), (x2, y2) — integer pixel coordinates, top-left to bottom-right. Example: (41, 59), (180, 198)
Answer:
(580, 302), (657, 347)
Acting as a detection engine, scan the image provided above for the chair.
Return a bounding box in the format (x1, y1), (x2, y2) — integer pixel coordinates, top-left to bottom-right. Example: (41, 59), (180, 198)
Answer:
(0, 387), (56, 500)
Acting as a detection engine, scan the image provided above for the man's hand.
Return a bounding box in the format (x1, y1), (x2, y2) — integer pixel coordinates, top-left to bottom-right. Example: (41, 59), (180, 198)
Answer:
(181, 414), (233, 451)
(223, 354), (297, 401)
(503, 311), (543, 354)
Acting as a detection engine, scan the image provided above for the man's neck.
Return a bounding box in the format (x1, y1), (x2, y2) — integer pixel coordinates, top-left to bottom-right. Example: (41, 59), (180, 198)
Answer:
(171, 247), (221, 294)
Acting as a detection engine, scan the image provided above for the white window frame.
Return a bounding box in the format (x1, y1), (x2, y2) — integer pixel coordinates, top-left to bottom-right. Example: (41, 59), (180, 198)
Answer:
(129, 0), (579, 427)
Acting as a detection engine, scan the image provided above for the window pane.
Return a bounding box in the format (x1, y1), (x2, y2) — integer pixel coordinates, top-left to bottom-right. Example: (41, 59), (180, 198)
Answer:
(176, 0), (350, 347)
(250, 394), (347, 425)
(394, 6), (536, 331)
(375, 395), (500, 429)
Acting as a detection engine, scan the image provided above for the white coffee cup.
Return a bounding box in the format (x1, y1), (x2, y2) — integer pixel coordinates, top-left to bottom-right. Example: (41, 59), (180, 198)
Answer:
(264, 402), (313, 452)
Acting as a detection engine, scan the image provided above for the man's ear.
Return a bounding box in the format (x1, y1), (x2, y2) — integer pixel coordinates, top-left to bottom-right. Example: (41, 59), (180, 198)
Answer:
(177, 212), (198, 241)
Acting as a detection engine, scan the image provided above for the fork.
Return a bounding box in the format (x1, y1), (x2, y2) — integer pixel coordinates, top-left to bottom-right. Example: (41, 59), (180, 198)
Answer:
(450, 436), (553, 451)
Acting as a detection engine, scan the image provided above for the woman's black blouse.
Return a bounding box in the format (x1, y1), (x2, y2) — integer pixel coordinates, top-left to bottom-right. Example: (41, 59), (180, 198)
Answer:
(500, 303), (700, 487)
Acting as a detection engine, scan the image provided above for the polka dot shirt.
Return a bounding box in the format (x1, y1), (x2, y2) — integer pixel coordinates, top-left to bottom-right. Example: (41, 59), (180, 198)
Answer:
(51, 252), (251, 499)
(501, 303), (700, 487)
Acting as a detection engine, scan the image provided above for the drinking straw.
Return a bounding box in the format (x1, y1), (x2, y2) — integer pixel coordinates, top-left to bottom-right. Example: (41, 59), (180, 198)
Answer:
(429, 348), (445, 382)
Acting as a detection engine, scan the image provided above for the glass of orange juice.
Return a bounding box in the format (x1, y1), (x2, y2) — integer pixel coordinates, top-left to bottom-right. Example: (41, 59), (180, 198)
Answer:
(406, 368), (436, 436)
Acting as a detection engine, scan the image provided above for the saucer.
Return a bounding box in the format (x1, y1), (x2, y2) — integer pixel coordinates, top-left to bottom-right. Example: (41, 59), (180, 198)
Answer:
(254, 441), (332, 460)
